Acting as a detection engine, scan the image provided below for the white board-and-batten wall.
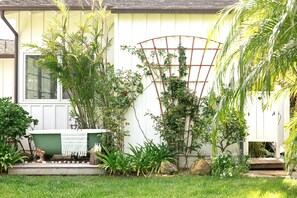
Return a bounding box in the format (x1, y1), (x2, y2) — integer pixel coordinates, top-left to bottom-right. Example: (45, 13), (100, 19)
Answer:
(4, 10), (105, 131)
(113, 13), (233, 152)
(2, 11), (289, 155)
(0, 59), (14, 99)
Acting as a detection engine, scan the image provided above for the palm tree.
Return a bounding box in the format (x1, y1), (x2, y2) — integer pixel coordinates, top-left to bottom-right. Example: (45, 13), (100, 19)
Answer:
(210, 0), (297, 171)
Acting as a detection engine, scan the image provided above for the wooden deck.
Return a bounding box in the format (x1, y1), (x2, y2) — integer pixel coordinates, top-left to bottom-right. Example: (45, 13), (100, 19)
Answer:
(249, 158), (285, 170)
(8, 161), (105, 175)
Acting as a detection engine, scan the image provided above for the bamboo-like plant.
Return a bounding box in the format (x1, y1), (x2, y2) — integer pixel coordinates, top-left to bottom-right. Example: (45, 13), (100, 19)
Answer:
(26, 0), (143, 149)
(26, 0), (112, 129)
(209, 0), (297, 166)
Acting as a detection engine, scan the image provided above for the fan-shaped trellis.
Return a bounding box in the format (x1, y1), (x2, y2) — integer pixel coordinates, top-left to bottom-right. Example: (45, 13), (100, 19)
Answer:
(138, 35), (222, 114)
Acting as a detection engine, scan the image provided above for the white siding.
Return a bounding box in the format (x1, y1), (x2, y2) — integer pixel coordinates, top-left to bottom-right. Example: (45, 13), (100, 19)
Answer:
(114, 14), (230, 150)
(1, 11), (289, 155)
(21, 103), (71, 130)
(4, 10), (97, 130)
(244, 92), (290, 157)
(0, 59), (14, 99)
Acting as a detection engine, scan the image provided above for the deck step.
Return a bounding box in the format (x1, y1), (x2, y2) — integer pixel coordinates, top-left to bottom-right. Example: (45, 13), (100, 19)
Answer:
(8, 162), (105, 175)
(249, 158), (284, 170)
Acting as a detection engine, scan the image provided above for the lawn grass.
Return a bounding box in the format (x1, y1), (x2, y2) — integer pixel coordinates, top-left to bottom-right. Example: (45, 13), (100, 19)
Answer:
(1, 174), (297, 198)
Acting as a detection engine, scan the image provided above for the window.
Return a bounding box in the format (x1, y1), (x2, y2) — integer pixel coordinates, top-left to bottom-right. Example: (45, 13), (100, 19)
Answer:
(62, 88), (70, 99)
(25, 55), (57, 99)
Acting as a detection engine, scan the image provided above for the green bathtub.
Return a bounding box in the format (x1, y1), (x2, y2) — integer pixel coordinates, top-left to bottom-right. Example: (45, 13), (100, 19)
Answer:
(29, 129), (109, 155)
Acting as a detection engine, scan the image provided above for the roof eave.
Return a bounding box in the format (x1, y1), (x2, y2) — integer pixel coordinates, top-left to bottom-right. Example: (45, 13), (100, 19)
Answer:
(110, 8), (221, 14)
(0, 6), (221, 14)
(0, 6), (94, 11)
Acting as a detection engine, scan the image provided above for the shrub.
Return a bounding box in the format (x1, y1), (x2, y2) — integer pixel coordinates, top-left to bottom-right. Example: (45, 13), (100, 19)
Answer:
(0, 97), (38, 145)
(97, 146), (122, 176)
(211, 153), (250, 178)
(0, 140), (28, 174)
(194, 95), (248, 154)
(97, 141), (174, 176)
(142, 141), (175, 174)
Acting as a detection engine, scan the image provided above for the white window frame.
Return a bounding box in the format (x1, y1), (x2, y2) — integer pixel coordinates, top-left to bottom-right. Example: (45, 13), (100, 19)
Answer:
(22, 53), (70, 104)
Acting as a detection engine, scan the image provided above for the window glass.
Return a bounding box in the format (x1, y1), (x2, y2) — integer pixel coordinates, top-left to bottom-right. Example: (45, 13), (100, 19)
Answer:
(25, 55), (57, 99)
(62, 87), (70, 99)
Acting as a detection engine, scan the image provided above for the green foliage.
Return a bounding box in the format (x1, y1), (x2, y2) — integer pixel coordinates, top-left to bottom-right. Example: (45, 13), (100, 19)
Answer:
(249, 142), (274, 158)
(26, 0), (143, 150)
(285, 108), (297, 174)
(210, 0), (297, 163)
(129, 144), (152, 176)
(194, 93), (248, 154)
(0, 97), (38, 143)
(128, 45), (202, 161)
(0, 140), (28, 174)
(97, 146), (131, 175)
(129, 141), (175, 176)
(97, 141), (174, 176)
(150, 75), (201, 157)
(99, 67), (143, 149)
(211, 153), (250, 178)
(142, 141), (175, 173)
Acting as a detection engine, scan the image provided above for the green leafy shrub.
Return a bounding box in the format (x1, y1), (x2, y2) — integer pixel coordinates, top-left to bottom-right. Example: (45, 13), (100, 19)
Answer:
(249, 142), (275, 158)
(212, 153), (249, 178)
(134, 46), (203, 164)
(0, 140), (28, 174)
(0, 97), (38, 145)
(194, 94), (248, 154)
(142, 141), (175, 173)
(129, 144), (152, 176)
(97, 146), (124, 175)
(97, 141), (174, 176)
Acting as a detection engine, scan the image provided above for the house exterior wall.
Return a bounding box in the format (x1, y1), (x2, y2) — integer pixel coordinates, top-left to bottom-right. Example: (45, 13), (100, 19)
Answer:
(0, 58), (14, 99)
(4, 10), (103, 130)
(1, 11), (289, 156)
(113, 13), (232, 152)
(113, 13), (290, 156)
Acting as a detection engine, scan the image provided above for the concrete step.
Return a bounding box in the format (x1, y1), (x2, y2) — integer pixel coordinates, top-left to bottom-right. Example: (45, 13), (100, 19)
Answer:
(249, 158), (285, 170)
(8, 162), (105, 175)
(247, 170), (289, 178)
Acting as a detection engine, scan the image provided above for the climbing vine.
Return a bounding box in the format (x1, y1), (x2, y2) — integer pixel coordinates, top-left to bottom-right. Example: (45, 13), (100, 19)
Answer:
(126, 45), (203, 165)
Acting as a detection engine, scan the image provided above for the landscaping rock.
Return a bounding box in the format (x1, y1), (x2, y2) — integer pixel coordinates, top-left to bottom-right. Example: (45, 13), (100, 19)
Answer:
(160, 161), (178, 174)
(190, 159), (211, 175)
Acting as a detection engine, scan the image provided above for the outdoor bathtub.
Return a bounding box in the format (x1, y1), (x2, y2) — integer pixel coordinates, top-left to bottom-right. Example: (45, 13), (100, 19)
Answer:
(29, 129), (110, 155)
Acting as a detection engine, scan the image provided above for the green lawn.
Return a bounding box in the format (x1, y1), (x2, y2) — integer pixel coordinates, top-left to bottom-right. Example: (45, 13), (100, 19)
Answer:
(1, 174), (297, 198)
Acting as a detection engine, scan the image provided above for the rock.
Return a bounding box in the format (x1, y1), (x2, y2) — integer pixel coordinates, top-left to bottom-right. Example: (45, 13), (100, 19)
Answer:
(190, 159), (211, 175)
(160, 161), (178, 174)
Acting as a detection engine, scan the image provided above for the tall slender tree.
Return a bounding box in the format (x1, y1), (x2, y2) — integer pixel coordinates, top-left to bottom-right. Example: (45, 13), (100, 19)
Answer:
(210, 0), (297, 169)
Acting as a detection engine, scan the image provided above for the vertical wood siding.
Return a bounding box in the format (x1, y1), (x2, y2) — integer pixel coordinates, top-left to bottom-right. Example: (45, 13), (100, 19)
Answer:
(4, 11), (94, 130)
(0, 59), (14, 99)
(114, 14), (231, 150)
(1, 11), (289, 155)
